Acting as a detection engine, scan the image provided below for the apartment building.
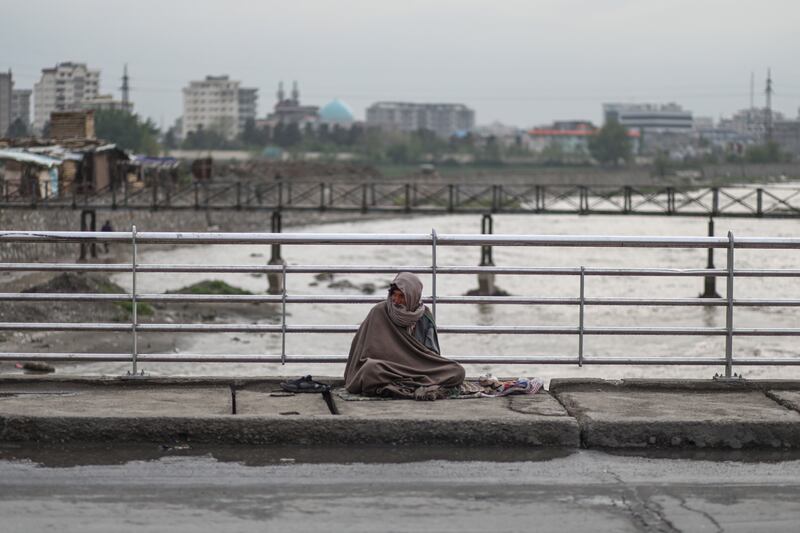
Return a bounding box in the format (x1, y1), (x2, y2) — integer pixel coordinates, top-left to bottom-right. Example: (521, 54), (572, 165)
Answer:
(366, 102), (474, 138)
(182, 75), (258, 140)
(33, 62), (101, 132)
(1, 70), (33, 134)
(11, 89), (31, 129)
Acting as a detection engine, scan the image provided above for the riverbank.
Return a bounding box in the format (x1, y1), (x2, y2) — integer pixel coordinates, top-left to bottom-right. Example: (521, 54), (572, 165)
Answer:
(3, 377), (800, 449)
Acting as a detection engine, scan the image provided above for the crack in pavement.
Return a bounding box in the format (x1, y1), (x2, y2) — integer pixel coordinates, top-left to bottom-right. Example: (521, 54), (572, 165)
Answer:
(606, 469), (681, 533)
(675, 494), (724, 533)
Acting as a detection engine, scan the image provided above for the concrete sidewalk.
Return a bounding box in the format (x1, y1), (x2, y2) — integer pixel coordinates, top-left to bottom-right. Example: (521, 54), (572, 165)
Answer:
(3, 376), (800, 449)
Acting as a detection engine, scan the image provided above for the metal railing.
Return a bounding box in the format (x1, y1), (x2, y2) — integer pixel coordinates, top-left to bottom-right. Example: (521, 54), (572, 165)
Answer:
(2, 229), (800, 377)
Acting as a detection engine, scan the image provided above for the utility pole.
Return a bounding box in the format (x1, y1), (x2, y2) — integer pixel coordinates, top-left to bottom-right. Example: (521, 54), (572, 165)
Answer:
(765, 68), (773, 142)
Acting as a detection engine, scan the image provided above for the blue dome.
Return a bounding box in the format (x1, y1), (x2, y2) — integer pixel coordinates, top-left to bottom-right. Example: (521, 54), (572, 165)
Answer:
(319, 99), (355, 124)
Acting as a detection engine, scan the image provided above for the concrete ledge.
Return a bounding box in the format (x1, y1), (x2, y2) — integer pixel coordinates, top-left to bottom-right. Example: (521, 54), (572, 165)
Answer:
(8, 377), (800, 449)
(0, 415), (579, 446)
(556, 388), (800, 449)
(0, 376), (346, 388)
(550, 378), (800, 393)
(0, 378), (579, 447)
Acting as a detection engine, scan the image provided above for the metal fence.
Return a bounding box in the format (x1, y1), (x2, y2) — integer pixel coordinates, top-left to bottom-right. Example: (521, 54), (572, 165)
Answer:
(4, 180), (800, 218)
(2, 229), (800, 377)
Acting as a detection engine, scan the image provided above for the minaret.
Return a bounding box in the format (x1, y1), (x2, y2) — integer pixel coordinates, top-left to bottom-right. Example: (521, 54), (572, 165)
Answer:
(291, 81), (299, 104)
(121, 64), (130, 110)
(277, 81), (285, 103)
(765, 69), (773, 142)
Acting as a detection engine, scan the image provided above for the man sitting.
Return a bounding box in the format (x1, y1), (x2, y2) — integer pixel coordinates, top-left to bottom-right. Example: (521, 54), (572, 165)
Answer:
(344, 272), (465, 399)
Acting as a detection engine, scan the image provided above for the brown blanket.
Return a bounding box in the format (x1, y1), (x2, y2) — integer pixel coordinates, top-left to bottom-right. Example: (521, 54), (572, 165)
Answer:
(344, 301), (465, 399)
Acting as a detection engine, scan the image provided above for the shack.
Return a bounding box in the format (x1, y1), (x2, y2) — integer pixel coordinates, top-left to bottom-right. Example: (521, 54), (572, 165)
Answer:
(0, 140), (129, 199)
(0, 149), (61, 199)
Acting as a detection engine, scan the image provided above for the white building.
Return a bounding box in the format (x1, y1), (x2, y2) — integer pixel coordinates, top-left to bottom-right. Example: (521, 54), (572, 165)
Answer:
(182, 75), (258, 140)
(366, 102), (474, 138)
(603, 103), (693, 133)
(33, 62), (101, 133)
(718, 107), (785, 141)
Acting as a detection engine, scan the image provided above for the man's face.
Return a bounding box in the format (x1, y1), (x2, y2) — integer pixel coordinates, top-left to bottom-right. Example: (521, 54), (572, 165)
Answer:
(390, 288), (407, 308)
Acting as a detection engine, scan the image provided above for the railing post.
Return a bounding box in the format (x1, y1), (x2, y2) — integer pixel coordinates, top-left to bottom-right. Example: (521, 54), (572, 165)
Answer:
(624, 186), (632, 213)
(448, 184), (454, 213)
(478, 214), (495, 295)
(236, 182), (242, 210)
(666, 187), (675, 214)
(361, 183), (368, 214)
(267, 211), (286, 295)
(319, 183), (326, 211)
(431, 228), (438, 321)
(281, 262), (287, 365)
(757, 188), (763, 217)
(536, 185), (543, 212)
(404, 184), (411, 213)
(580, 186), (588, 213)
(151, 173), (158, 211)
(724, 231), (735, 378)
(579, 266), (585, 367)
(193, 181), (199, 209)
(129, 225), (139, 376)
(111, 170), (117, 209)
(165, 172), (172, 206)
(712, 187), (719, 216)
(700, 217), (720, 298)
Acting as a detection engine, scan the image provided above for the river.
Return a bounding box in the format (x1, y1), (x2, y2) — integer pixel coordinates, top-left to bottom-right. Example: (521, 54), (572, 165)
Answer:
(63, 210), (798, 382)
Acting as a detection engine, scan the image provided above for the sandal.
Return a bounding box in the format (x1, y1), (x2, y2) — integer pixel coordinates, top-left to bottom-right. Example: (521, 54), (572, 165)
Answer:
(280, 375), (331, 393)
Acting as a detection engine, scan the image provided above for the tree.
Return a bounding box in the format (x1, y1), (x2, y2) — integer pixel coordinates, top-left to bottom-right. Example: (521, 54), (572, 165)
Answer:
(478, 135), (502, 164)
(745, 141), (783, 163)
(94, 109), (160, 155)
(162, 126), (178, 150)
(589, 119), (632, 165)
(271, 122), (303, 148)
(240, 118), (260, 147)
(5, 118), (29, 138)
(182, 126), (230, 150)
(540, 141), (566, 165)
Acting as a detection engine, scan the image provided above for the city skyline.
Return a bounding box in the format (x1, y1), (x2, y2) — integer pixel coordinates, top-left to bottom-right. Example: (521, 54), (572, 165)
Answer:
(2, 0), (799, 130)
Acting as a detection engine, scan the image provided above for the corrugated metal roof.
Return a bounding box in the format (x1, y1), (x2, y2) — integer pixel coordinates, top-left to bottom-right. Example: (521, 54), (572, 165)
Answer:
(0, 149), (62, 168)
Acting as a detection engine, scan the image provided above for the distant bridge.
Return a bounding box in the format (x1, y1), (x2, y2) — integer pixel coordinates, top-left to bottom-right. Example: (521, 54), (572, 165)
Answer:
(3, 180), (800, 218)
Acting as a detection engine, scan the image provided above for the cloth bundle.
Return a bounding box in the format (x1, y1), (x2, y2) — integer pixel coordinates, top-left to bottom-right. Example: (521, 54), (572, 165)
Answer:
(478, 374), (545, 397)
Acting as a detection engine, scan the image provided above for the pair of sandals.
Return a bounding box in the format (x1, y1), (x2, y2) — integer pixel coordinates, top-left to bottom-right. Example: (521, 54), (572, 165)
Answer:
(280, 375), (331, 393)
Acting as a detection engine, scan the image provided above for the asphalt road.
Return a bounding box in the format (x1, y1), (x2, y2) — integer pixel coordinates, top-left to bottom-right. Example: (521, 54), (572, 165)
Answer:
(2, 445), (800, 532)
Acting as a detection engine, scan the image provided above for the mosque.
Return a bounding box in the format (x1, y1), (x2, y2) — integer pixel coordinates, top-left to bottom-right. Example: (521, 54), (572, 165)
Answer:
(265, 81), (355, 127)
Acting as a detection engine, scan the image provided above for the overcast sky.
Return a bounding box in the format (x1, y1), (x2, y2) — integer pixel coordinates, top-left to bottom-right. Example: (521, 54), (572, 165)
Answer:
(3, 0), (799, 130)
